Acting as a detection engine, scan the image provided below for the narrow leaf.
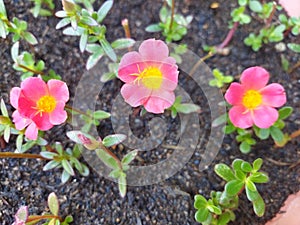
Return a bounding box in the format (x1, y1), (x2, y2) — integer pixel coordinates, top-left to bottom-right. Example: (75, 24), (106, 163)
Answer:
(97, 0), (113, 23)
(111, 38), (135, 49)
(62, 159), (75, 176)
(95, 149), (119, 169)
(118, 172), (127, 198)
(100, 39), (117, 62)
(121, 150), (138, 165)
(23, 32), (38, 45)
(102, 134), (126, 147)
(48, 192), (59, 216)
(79, 30), (88, 52)
(43, 160), (60, 171)
(253, 194), (265, 217)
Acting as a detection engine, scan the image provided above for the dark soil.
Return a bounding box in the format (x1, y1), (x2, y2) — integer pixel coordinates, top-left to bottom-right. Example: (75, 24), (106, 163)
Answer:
(1, 0), (300, 225)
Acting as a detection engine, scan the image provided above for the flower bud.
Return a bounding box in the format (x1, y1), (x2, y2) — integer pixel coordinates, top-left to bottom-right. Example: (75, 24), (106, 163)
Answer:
(77, 133), (99, 150)
(62, 0), (76, 13)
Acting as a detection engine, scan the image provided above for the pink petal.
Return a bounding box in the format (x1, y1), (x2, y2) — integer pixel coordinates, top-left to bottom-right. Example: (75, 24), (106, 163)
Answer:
(143, 89), (175, 114)
(21, 77), (48, 101)
(32, 113), (53, 130)
(120, 83), (151, 107)
(118, 61), (147, 83)
(47, 80), (69, 103)
(279, 0), (300, 17)
(253, 106), (278, 128)
(159, 59), (179, 91)
(139, 39), (169, 62)
(18, 96), (36, 118)
(225, 83), (245, 105)
(261, 83), (286, 107)
(229, 105), (254, 128)
(25, 122), (38, 140)
(10, 87), (21, 109)
(12, 111), (31, 130)
(49, 102), (67, 125)
(240, 66), (269, 90)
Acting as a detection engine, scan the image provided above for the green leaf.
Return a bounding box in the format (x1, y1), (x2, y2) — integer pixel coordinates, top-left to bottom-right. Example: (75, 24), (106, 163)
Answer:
(250, 172), (269, 183)
(245, 185), (259, 201)
(238, 0), (247, 6)
(102, 134), (126, 147)
(253, 194), (265, 217)
(269, 25), (286, 42)
(97, 0), (113, 23)
(121, 150), (138, 165)
(252, 158), (263, 171)
(79, 163), (89, 176)
(79, 30), (88, 52)
(207, 205), (222, 215)
(40, 152), (57, 159)
(118, 172), (127, 198)
(212, 114), (227, 127)
(111, 38), (135, 49)
(48, 192), (59, 216)
(56, 18), (71, 29)
(235, 170), (246, 181)
(101, 72), (116, 82)
(218, 211), (232, 225)
(249, 0), (263, 12)
(43, 160), (60, 171)
(256, 127), (270, 140)
(23, 32), (38, 45)
(239, 141), (251, 154)
(11, 41), (19, 62)
(95, 149), (119, 169)
(175, 103), (200, 114)
(109, 168), (122, 179)
(159, 6), (168, 23)
(86, 50), (104, 70)
(241, 161), (252, 172)
(195, 208), (209, 223)
(214, 163), (236, 182)
(80, 15), (98, 26)
(278, 106), (293, 120)
(145, 24), (162, 32)
(4, 125), (10, 143)
(224, 179), (244, 196)
(270, 126), (284, 143)
(16, 134), (23, 151)
(62, 159), (75, 176)
(246, 179), (257, 191)
(281, 55), (289, 72)
(0, 99), (8, 116)
(287, 43), (300, 53)
(0, 20), (7, 39)
(93, 110), (110, 119)
(15, 206), (28, 222)
(194, 195), (207, 209)
(61, 169), (71, 183)
(232, 159), (243, 171)
(100, 39), (117, 62)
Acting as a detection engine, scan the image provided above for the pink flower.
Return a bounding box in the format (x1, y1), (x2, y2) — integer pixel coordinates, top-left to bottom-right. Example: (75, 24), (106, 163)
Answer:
(118, 39), (179, 114)
(225, 67), (286, 129)
(10, 77), (69, 140)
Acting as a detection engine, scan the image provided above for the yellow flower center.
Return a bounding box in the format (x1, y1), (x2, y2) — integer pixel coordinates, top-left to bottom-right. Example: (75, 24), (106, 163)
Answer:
(242, 90), (262, 109)
(36, 95), (57, 113)
(134, 66), (163, 90)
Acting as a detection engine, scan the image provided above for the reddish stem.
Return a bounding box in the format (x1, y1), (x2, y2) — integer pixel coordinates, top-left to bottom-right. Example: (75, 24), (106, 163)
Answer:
(218, 22), (239, 49)
(290, 129), (300, 139)
(0, 152), (47, 160)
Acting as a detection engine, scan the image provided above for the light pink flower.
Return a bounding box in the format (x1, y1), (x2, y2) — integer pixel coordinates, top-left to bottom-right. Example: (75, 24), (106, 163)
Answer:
(225, 67), (286, 129)
(118, 39), (179, 114)
(10, 77), (69, 140)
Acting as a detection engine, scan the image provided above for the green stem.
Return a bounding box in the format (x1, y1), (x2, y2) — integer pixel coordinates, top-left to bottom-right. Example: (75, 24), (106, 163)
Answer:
(0, 152), (47, 160)
(99, 142), (122, 169)
(169, 0), (175, 31)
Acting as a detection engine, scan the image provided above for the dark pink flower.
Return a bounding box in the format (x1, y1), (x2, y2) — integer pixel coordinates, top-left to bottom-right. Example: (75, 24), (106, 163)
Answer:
(10, 77), (69, 140)
(118, 39), (179, 114)
(225, 67), (286, 129)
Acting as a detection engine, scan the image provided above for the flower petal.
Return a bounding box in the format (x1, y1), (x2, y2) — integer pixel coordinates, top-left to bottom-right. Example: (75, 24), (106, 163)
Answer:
(139, 39), (169, 62)
(32, 113), (53, 130)
(159, 59), (179, 91)
(225, 83), (245, 105)
(120, 83), (151, 107)
(240, 66), (269, 90)
(253, 106), (278, 128)
(25, 122), (38, 140)
(47, 79), (69, 103)
(10, 87), (21, 109)
(143, 89), (175, 114)
(21, 77), (48, 101)
(49, 102), (67, 125)
(118, 61), (147, 83)
(18, 96), (37, 118)
(260, 83), (286, 107)
(229, 105), (254, 129)
(12, 111), (31, 130)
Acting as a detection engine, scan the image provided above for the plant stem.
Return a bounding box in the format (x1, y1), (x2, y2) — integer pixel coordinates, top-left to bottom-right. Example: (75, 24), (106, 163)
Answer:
(169, 0), (175, 31)
(27, 214), (63, 223)
(218, 22), (239, 49)
(65, 104), (92, 118)
(17, 64), (45, 76)
(290, 129), (300, 139)
(121, 18), (131, 39)
(0, 152), (47, 160)
(189, 51), (214, 76)
(265, 1), (277, 27)
(288, 60), (300, 74)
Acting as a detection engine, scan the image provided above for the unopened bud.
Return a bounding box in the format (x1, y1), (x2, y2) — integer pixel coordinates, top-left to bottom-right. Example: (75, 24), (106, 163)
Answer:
(0, 116), (11, 125)
(62, 0), (76, 13)
(77, 133), (99, 150)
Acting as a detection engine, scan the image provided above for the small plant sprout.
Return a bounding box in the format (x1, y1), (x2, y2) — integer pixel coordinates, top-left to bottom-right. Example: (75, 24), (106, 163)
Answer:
(145, 0), (193, 43)
(55, 0), (135, 70)
(194, 158), (269, 225)
(67, 130), (135, 197)
(30, 0), (55, 18)
(12, 193), (73, 225)
(209, 69), (234, 88)
(118, 39), (179, 114)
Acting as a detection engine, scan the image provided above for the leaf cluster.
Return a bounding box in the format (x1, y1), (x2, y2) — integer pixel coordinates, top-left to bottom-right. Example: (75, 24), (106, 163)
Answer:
(194, 158), (269, 224)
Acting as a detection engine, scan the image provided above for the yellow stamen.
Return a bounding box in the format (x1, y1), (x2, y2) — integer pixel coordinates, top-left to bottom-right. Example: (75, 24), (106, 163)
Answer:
(36, 95), (56, 113)
(132, 66), (163, 90)
(242, 90), (262, 109)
